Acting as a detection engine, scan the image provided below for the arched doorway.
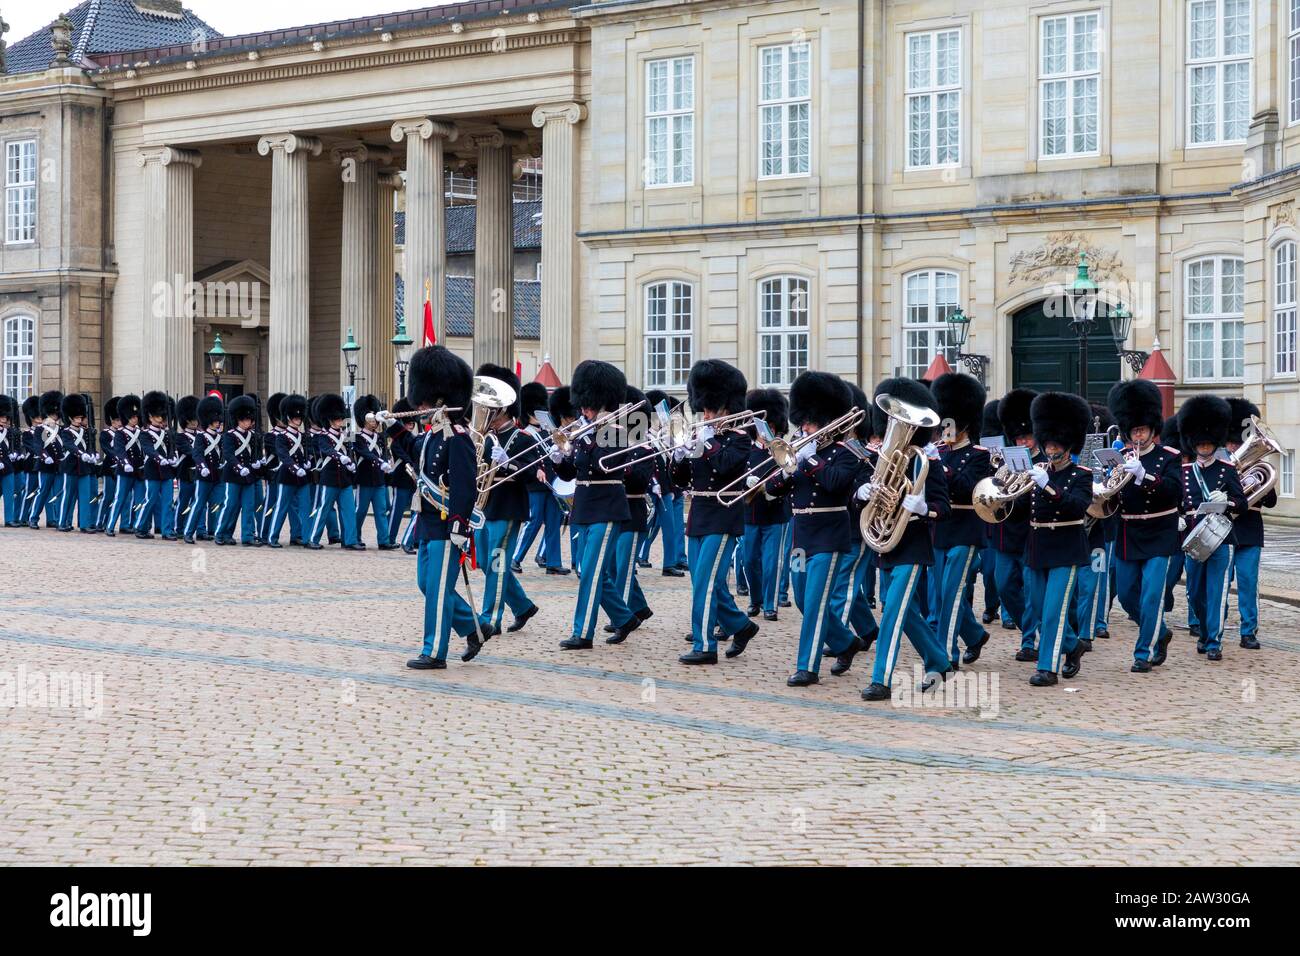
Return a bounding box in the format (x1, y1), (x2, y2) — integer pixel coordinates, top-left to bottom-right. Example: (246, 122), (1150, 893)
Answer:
(1011, 298), (1120, 403)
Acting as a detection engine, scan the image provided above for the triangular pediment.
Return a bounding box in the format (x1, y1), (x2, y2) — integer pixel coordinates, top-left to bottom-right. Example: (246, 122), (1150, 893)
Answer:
(194, 259), (271, 286)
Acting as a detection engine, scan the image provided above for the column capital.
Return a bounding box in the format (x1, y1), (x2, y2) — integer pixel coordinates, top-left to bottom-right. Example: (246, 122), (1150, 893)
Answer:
(137, 145), (202, 169)
(531, 102), (587, 129)
(257, 133), (323, 158)
(378, 171), (405, 190)
(329, 141), (395, 166)
(469, 129), (507, 150)
(390, 118), (459, 144)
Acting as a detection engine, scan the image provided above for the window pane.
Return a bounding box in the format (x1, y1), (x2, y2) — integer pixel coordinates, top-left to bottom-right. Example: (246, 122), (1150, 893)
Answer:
(1189, 64), (1217, 144)
(1041, 17), (1067, 75)
(1222, 60), (1250, 141)
(1291, 35), (1300, 123)
(1073, 76), (1099, 152)
(648, 61), (668, 113)
(935, 91), (960, 164)
(1187, 259), (1214, 314)
(907, 33), (931, 91)
(1221, 257), (1244, 314)
(1187, 320), (1215, 378)
(907, 95), (931, 166)
(1189, 0), (1218, 61)
(789, 103), (810, 173)
(1223, 0), (1251, 57)
(935, 30), (960, 87)
(1222, 319), (1245, 377)
(761, 47), (782, 102)
(1072, 13), (1099, 73)
(1042, 79), (1067, 154)
(761, 105), (782, 176)
(647, 284), (666, 331)
(673, 57), (693, 111)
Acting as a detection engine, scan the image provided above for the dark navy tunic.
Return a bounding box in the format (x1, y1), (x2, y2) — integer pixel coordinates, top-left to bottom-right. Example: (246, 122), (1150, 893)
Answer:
(1235, 488), (1276, 549)
(934, 441), (992, 549)
(141, 426), (176, 482)
(274, 427), (311, 487)
(388, 423), (477, 542)
(767, 441), (857, 557)
(220, 427), (259, 486)
(671, 429), (752, 539)
(742, 443), (793, 528)
(192, 427), (224, 484)
(1025, 462), (1092, 570)
(315, 428), (355, 489)
(1115, 444), (1183, 561)
(353, 428), (389, 489)
(482, 424), (539, 523)
(879, 453), (950, 570)
(112, 425), (146, 476)
(553, 420), (634, 525)
(174, 430), (197, 484)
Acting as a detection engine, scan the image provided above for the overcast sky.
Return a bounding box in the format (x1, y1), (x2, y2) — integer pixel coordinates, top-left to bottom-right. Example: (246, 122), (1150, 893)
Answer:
(7, 2), (457, 47)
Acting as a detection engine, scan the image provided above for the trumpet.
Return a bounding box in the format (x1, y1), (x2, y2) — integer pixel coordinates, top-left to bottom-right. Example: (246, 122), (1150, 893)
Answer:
(598, 408), (765, 470)
(544, 401), (647, 464)
(717, 408), (865, 506)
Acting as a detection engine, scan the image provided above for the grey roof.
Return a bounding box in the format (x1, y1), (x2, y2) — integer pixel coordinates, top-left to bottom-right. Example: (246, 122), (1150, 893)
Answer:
(5, 0), (222, 75)
(396, 274), (539, 340)
(394, 201), (542, 253)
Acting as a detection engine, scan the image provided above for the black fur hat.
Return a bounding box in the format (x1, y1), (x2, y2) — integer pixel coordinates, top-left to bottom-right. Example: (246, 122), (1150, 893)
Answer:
(519, 382), (549, 421)
(931, 372), (986, 437)
(281, 394), (308, 423)
(39, 390), (63, 419)
(1225, 397), (1260, 446)
(981, 400), (1002, 442)
(143, 390), (170, 422)
(118, 394), (142, 424)
(625, 385), (649, 439)
(572, 360), (627, 414)
(789, 371), (852, 428)
(198, 395), (224, 428)
(1031, 391), (1091, 455)
(1108, 379), (1164, 440)
(353, 393), (382, 426)
(871, 377), (935, 443)
(104, 397), (120, 424)
(409, 345), (473, 415)
(1161, 415), (1183, 455)
(548, 385), (575, 423)
(22, 395), (40, 426)
(315, 393), (347, 426)
(267, 392), (286, 425)
(999, 388), (1037, 442)
(61, 393), (88, 421)
(846, 383), (872, 441)
(177, 395), (200, 426)
(745, 388), (790, 437)
(644, 388), (671, 411)
(687, 359), (746, 416)
(0, 396), (13, 423)
(476, 362), (521, 419)
(1178, 394), (1232, 450)
(227, 394), (257, 426)
(308, 396), (322, 428)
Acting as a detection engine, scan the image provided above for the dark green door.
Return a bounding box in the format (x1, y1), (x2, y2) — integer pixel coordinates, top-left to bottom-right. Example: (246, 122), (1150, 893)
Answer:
(1011, 299), (1120, 403)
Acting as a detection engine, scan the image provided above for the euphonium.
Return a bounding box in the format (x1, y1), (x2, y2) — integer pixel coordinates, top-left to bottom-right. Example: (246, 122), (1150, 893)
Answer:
(1087, 436), (1136, 520)
(860, 394), (941, 554)
(467, 375), (519, 512)
(972, 447), (1037, 524)
(1234, 415), (1281, 507)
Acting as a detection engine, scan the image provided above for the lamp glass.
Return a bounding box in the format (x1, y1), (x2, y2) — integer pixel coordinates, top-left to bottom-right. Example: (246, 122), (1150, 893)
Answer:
(945, 305), (971, 350)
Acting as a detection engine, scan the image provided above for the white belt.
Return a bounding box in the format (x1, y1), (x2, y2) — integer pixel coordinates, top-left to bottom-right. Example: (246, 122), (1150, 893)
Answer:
(1121, 507), (1176, 521)
(951, 503), (976, 510)
(578, 479), (622, 487)
(627, 493), (650, 501)
(792, 506), (846, 516)
(1031, 519), (1084, 529)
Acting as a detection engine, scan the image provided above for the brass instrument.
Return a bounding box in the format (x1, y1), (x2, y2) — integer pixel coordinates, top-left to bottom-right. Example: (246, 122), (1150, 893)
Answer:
(381, 405), (465, 423)
(860, 394), (942, 553)
(467, 375), (519, 513)
(1087, 426), (1135, 521)
(972, 445), (1038, 524)
(717, 408), (865, 506)
(1234, 415), (1281, 507)
(599, 409), (692, 470)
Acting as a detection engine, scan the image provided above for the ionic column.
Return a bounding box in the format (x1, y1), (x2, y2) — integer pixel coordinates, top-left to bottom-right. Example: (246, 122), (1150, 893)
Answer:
(138, 146), (201, 395)
(532, 103), (586, 381)
(333, 142), (392, 396)
(258, 133), (322, 397)
(472, 130), (516, 370)
(391, 118), (457, 348)
(375, 171), (403, 401)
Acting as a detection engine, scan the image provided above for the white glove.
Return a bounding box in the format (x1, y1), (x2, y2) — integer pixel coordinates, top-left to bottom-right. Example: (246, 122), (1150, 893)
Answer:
(295, 467), (307, 478)
(43, 455), (55, 465)
(375, 410), (395, 424)
(381, 460), (398, 474)
(81, 452), (96, 463)
(6, 453), (16, 461)
(1029, 464), (1049, 489)
(549, 446), (565, 463)
(238, 466), (250, 478)
(1209, 489), (1228, 504)
(746, 475), (760, 489)
(200, 465), (210, 478)
(795, 442), (816, 464)
(651, 480), (661, 496)
(855, 483), (873, 502)
(1178, 516), (1187, 532)
(450, 531), (470, 553)
(695, 425), (715, 445)
(672, 444), (690, 462)
(903, 493), (928, 516)
(922, 443), (940, 460)
(122, 462), (134, 473)
(345, 460), (357, 472)
(1122, 457), (1146, 483)
(491, 445), (509, 466)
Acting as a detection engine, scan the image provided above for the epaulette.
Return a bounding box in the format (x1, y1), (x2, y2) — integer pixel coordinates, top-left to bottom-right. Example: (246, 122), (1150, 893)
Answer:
(1163, 446), (1180, 455)
(973, 444), (986, 452)
(1076, 465), (1092, 473)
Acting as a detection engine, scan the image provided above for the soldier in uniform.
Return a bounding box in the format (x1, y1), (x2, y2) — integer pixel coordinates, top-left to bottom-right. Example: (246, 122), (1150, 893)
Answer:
(509, 383), (556, 572)
(990, 389), (1042, 660)
(94, 398), (120, 533)
(215, 395), (262, 546)
(106, 394), (144, 536)
(307, 394), (362, 550)
(384, 397), (419, 555)
(1107, 380), (1182, 672)
(137, 391), (179, 540)
(267, 394), (311, 548)
(978, 399), (1007, 627)
(1178, 395), (1247, 662)
(739, 388), (791, 622)
(184, 396), (224, 544)
(27, 390), (65, 528)
(0, 396), (18, 526)
(1074, 402), (1118, 649)
(605, 385), (656, 640)
(1224, 397), (1273, 650)
(174, 396), (200, 541)
(839, 383), (880, 668)
(16, 396), (39, 526)
(546, 385), (582, 575)
(930, 372), (994, 667)
(1022, 392), (1093, 686)
(1160, 414), (1190, 621)
(57, 393), (99, 533)
(257, 395), (285, 544)
(352, 394), (397, 550)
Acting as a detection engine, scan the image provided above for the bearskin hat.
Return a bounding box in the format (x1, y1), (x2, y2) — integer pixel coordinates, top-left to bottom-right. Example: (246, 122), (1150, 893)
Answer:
(746, 388), (790, 437)
(1161, 415), (1183, 455)
(846, 383), (872, 441)
(789, 371), (852, 428)
(117, 394), (142, 424)
(981, 400), (1003, 442)
(61, 393), (88, 421)
(0, 396), (14, 423)
(548, 385), (575, 423)
(227, 394), (257, 426)
(176, 395), (200, 426)
(197, 396), (224, 428)
(267, 392), (286, 425)
(308, 396), (323, 428)
(1225, 397), (1261, 447)
(314, 393), (346, 426)
(572, 360), (628, 414)
(625, 385), (650, 440)
(353, 393), (382, 426)
(143, 390), (170, 422)
(1107, 379), (1163, 440)
(1178, 394), (1232, 450)
(476, 362), (521, 419)
(519, 382), (549, 421)
(39, 390), (63, 419)
(280, 394), (308, 423)
(409, 345), (473, 415)
(22, 395), (40, 426)
(392, 397), (413, 417)
(1031, 391), (1091, 455)
(871, 377), (935, 444)
(103, 397), (120, 424)
(999, 388), (1037, 443)
(931, 372), (986, 438)
(686, 359), (746, 416)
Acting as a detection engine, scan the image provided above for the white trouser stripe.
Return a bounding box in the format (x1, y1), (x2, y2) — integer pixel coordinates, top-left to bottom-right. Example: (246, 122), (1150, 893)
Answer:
(1217, 546), (1235, 637)
(585, 524), (614, 636)
(701, 534), (731, 644)
(1048, 566), (1078, 672)
(1153, 556), (1170, 654)
(945, 546), (977, 653)
(883, 565), (920, 683)
(840, 543), (865, 626)
(216, 483), (234, 539)
(807, 552), (840, 668)
(432, 541), (449, 656)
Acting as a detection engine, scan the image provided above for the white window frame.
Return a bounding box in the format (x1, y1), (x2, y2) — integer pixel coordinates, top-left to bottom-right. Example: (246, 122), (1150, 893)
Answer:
(905, 28), (962, 170)
(1038, 11), (1102, 158)
(758, 42), (812, 180)
(1183, 255), (1245, 383)
(758, 276), (811, 387)
(5, 139), (37, 245)
(644, 280), (694, 389)
(901, 269), (959, 380)
(645, 56), (695, 189)
(1185, 0), (1253, 147)
(1289, 1), (1300, 124)
(1281, 449), (1296, 497)
(2, 314), (36, 401)
(1274, 241), (1297, 377)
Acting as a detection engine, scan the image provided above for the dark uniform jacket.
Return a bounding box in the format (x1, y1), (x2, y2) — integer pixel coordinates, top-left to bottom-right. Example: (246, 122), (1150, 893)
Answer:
(1115, 444), (1183, 561)
(98, 426), (117, 477)
(34, 422), (63, 474)
(388, 422), (476, 542)
(767, 441), (857, 557)
(385, 427), (416, 492)
(221, 427), (259, 486)
(141, 426), (176, 482)
(742, 443), (792, 528)
(192, 428), (224, 483)
(622, 452), (655, 535)
(1235, 487), (1276, 550)
(934, 440), (993, 550)
(1025, 462), (1093, 570)
(274, 427), (312, 487)
(58, 426), (95, 477)
(670, 428), (752, 539)
(554, 421), (633, 526)
(315, 428), (356, 488)
(174, 430), (197, 484)
(519, 425), (549, 495)
(112, 425), (146, 477)
(482, 424), (538, 523)
(991, 449), (1046, 555)
(1182, 458), (1248, 547)
(879, 453), (950, 570)
(353, 428), (389, 489)
(0, 423), (14, 478)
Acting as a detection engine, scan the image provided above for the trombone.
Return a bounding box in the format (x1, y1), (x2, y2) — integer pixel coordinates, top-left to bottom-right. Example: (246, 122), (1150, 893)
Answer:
(599, 408), (767, 470)
(717, 407), (866, 506)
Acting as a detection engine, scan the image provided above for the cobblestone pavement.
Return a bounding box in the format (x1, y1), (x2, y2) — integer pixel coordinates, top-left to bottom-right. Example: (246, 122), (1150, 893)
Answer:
(1, 526), (1297, 866)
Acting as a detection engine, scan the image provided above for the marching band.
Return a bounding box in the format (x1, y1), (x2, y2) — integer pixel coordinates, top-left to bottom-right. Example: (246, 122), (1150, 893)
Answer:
(0, 351), (1281, 691)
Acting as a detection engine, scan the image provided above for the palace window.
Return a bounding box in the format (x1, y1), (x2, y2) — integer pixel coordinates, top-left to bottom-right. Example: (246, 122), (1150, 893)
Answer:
(5, 140), (37, 245)
(759, 42), (811, 178)
(1187, 0), (1252, 146)
(1275, 241), (1297, 376)
(1281, 450), (1296, 497)
(905, 28), (961, 168)
(1039, 11), (1101, 157)
(902, 270), (959, 380)
(644, 281), (694, 389)
(758, 276), (810, 387)
(2, 315), (35, 401)
(1290, 1), (1300, 123)
(1184, 256), (1245, 382)
(645, 56), (695, 187)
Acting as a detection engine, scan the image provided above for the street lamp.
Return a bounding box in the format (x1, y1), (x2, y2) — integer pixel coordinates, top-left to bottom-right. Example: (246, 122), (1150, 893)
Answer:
(943, 305), (991, 384)
(1067, 252), (1100, 399)
(206, 332), (227, 398)
(391, 316), (414, 398)
(341, 326), (362, 387)
(1107, 301), (1149, 374)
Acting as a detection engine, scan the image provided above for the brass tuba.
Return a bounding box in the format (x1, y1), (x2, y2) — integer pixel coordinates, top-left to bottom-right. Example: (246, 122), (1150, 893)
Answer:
(861, 394), (941, 554)
(1234, 415), (1282, 506)
(468, 375), (519, 512)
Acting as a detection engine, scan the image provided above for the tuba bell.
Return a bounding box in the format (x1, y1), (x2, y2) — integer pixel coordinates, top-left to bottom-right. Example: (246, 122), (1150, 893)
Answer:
(972, 446), (1037, 524)
(468, 375), (519, 512)
(860, 394), (941, 554)
(1234, 415), (1281, 507)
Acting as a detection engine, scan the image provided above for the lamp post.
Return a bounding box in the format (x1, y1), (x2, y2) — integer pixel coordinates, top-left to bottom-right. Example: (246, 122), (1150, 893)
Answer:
(392, 316), (414, 398)
(341, 326), (362, 388)
(1107, 301), (1149, 374)
(206, 332), (227, 399)
(1067, 252), (1100, 400)
(943, 306), (990, 385)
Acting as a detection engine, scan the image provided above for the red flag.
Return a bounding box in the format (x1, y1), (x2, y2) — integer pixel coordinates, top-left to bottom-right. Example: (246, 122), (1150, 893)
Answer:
(515, 360), (522, 380)
(423, 278), (436, 346)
